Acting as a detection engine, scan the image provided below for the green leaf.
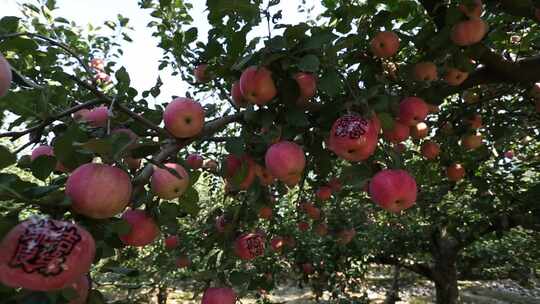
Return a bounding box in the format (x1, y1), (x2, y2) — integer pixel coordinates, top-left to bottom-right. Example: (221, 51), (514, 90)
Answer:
(225, 137), (245, 155)
(54, 124), (92, 170)
(286, 107), (310, 127)
(319, 69), (342, 97)
(78, 138), (112, 155)
(377, 112), (394, 130)
(297, 54), (320, 72)
(0, 16), (20, 34)
(229, 271), (251, 285)
(109, 220), (132, 235)
(130, 143), (160, 158)
(0, 145), (16, 169)
(179, 187), (200, 216)
(111, 132), (134, 160)
(30, 156), (56, 180)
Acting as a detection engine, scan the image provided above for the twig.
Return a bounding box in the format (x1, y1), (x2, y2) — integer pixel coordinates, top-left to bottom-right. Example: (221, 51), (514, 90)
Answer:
(107, 96), (117, 135)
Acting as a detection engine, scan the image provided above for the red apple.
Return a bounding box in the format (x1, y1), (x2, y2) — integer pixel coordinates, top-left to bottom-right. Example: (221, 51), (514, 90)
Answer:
(164, 235), (179, 250)
(73, 109), (90, 122)
(410, 122), (429, 139)
(294, 72), (317, 105)
(458, 0), (483, 18)
(383, 120), (410, 143)
(66, 163), (132, 219)
(90, 58), (105, 71)
(421, 141), (440, 160)
(369, 169), (418, 213)
(258, 206), (273, 220)
(203, 159), (219, 172)
(0, 53), (12, 97)
(151, 163), (190, 200)
(31, 145), (67, 172)
(306, 206), (321, 221)
(451, 18), (488, 46)
(301, 263), (315, 275)
(444, 67), (469, 86)
(270, 236), (285, 252)
(239, 66), (277, 105)
(447, 163), (466, 181)
(0, 218), (95, 291)
(337, 228), (356, 245)
(466, 114), (483, 129)
(298, 221), (310, 232)
(399, 97), (429, 126)
(225, 154), (256, 190)
(201, 287), (236, 304)
(120, 209), (160, 247)
(328, 178), (342, 192)
(68, 275), (90, 304)
(176, 255), (191, 268)
(231, 81), (248, 108)
(194, 64), (210, 83)
(427, 103), (439, 113)
(462, 134), (483, 150)
(504, 150), (514, 159)
(234, 233), (265, 260)
(163, 97), (205, 138)
(316, 186), (332, 201)
(186, 153), (204, 169)
(370, 31), (400, 58)
(283, 236), (296, 248)
(314, 223), (328, 236)
(84, 106), (108, 127)
(328, 114), (380, 162)
(265, 141), (306, 187)
(413, 62), (438, 82)
(254, 164), (275, 186)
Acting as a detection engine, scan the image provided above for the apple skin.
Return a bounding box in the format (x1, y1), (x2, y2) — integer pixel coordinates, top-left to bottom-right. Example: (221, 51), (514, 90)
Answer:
(254, 164), (275, 186)
(120, 209), (160, 247)
(73, 109), (90, 122)
(399, 97), (429, 126)
(410, 122), (429, 139)
(68, 275), (90, 304)
(369, 169), (418, 213)
(298, 221), (310, 232)
(203, 159), (219, 172)
(164, 235), (179, 250)
(234, 233), (265, 260)
(504, 150), (514, 159)
(447, 163), (466, 182)
(258, 206), (273, 220)
(451, 18), (488, 46)
(466, 114), (483, 129)
(84, 106), (108, 127)
(239, 66), (277, 106)
(458, 0), (482, 18)
(224, 154), (256, 190)
(328, 114), (381, 162)
(265, 141), (306, 187)
(0, 218), (95, 291)
(194, 64), (210, 83)
(328, 178), (342, 192)
(0, 53), (12, 97)
(270, 236), (285, 252)
(314, 223), (328, 236)
(306, 206), (321, 221)
(370, 31), (400, 58)
(301, 263), (315, 275)
(444, 67), (469, 86)
(176, 255), (191, 268)
(294, 72), (317, 105)
(201, 287), (237, 304)
(186, 153), (204, 169)
(421, 141), (441, 160)
(413, 62), (438, 82)
(31, 144), (68, 172)
(316, 186), (332, 201)
(90, 58), (105, 71)
(383, 120), (410, 144)
(231, 81), (248, 108)
(163, 97), (205, 138)
(94, 72), (111, 83)
(462, 134), (483, 150)
(66, 163), (132, 219)
(151, 163), (190, 200)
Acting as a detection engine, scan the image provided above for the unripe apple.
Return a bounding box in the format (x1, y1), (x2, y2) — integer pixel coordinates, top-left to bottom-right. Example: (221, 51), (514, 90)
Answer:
(328, 114), (380, 162)
(451, 18), (488, 46)
(369, 169), (418, 213)
(466, 114), (483, 129)
(194, 64), (210, 83)
(444, 67), (469, 86)
(447, 163), (465, 182)
(240, 66), (277, 105)
(231, 81), (248, 108)
(234, 233), (265, 260)
(176, 255), (191, 268)
(461, 133), (483, 150)
(294, 72), (317, 105)
(421, 141), (440, 160)
(383, 120), (410, 143)
(164, 97), (205, 138)
(270, 236), (285, 252)
(164, 235), (179, 250)
(413, 62), (438, 82)
(0, 218), (95, 291)
(399, 97), (429, 126)
(458, 0), (483, 18)
(316, 186), (332, 201)
(66, 163), (132, 219)
(90, 58), (105, 71)
(298, 221), (310, 232)
(265, 141), (306, 187)
(258, 206), (273, 220)
(314, 223), (328, 236)
(151, 163), (190, 200)
(370, 31), (400, 58)
(337, 228), (356, 245)
(120, 209), (160, 247)
(410, 122), (429, 139)
(254, 164), (275, 186)
(0, 53), (12, 97)
(201, 287), (236, 304)
(84, 106), (108, 127)
(186, 153), (204, 169)
(328, 178), (342, 192)
(68, 275), (90, 304)
(31, 145), (67, 172)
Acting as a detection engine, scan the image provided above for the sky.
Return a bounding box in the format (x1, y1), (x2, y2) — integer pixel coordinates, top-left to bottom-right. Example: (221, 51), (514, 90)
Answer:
(0, 0), (323, 101)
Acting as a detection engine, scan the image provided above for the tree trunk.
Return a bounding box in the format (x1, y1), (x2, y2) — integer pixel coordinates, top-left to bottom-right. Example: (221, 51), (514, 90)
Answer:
(157, 285), (168, 304)
(384, 265), (401, 304)
(432, 240), (459, 304)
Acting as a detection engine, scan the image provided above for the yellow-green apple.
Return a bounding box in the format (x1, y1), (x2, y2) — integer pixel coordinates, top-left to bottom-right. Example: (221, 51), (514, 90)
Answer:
(151, 163), (190, 199)
(451, 18), (488, 46)
(462, 133), (483, 150)
(0, 53), (12, 97)
(234, 233), (265, 260)
(369, 169), (418, 213)
(383, 120), (410, 143)
(164, 235), (179, 250)
(398, 97), (429, 126)
(119, 209), (160, 247)
(410, 122), (429, 139)
(231, 81), (248, 108)
(444, 67), (469, 86)
(186, 153), (204, 169)
(239, 66), (277, 105)
(370, 31), (400, 58)
(194, 64), (210, 83)
(413, 62), (438, 82)
(447, 163), (465, 181)
(316, 186), (332, 201)
(265, 141), (306, 187)
(294, 72), (317, 105)
(328, 114), (380, 162)
(202, 287), (236, 304)
(66, 163), (132, 218)
(421, 141), (440, 160)
(31, 145), (68, 172)
(164, 97), (205, 138)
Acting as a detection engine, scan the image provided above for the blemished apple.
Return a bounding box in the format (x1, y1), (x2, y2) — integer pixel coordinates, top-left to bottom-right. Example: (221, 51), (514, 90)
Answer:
(383, 120), (410, 144)
(421, 141), (440, 160)
(151, 163), (190, 200)
(369, 169), (418, 213)
(444, 67), (469, 86)
(370, 31), (400, 58)
(66, 163), (132, 219)
(119, 209), (160, 247)
(410, 122), (429, 139)
(84, 106), (108, 127)
(265, 141), (306, 187)
(0, 53), (12, 97)
(186, 153), (204, 169)
(328, 114), (381, 162)
(31, 144), (68, 172)
(164, 235), (179, 250)
(451, 18), (488, 46)
(258, 206), (273, 220)
(294, 72), (317, 105)
(447, 163), (466, 181)
(0, 218), (95, 291)
(224, 154), (256, 190)
(458, 0), (482, 18)
(176, 255), (191, 268)
(239, 66), (277, 105)
(413, 62), (438, 82)
(194, 64), (210, 83)
(90, 58), (105, 71)
(462, 134), (483, 150)
(234, 233), (265, 260)
(398, 97), (429, 126)
(68, 275), (90, 304)
(231, 81), (248, 108)
(316, 186), (332, 201)
(201, 287), (236, 304)
(163, 97), (205, 138)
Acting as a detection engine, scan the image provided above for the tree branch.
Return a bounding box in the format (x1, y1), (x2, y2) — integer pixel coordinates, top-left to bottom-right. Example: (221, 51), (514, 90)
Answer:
(370, 256), (434, 281)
